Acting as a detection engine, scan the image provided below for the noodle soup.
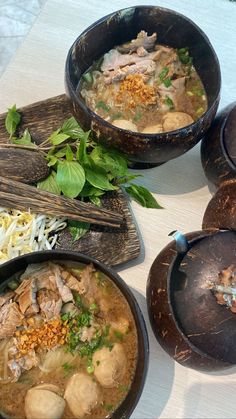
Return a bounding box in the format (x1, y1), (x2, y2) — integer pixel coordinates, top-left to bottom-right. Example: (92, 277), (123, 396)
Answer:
(0, 261), (137, 418)
(79, 30), (207, 133)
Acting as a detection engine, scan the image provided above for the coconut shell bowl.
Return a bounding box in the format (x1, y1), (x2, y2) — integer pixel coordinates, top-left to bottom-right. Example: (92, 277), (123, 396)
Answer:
(201, 102), (236, 187)
(147, 188), (236, 372)
(65, 5), (221, 167)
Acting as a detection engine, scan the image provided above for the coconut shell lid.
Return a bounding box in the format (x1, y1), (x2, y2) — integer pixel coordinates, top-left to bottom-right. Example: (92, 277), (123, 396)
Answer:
(202, 180), (236, 231)
(224, 104), (236, 167)
(170, 230), (236, 364)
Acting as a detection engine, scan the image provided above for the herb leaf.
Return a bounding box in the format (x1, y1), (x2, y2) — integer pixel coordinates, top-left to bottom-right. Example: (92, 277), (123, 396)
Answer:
(165, 96), (174, 109)
(49, 131), (70, 145)
(56, 160), (85, 198)
(66, 144), (74, 161)
(96, 101), (110, 112)
(12, 129), (36, 147)
(85, 166), (116, 191)
(163, 77), (172, 88)
(124, 184), (163, 208)
(61, 117), (85, 139)
(159, 67), (169, 81)
(178, 47), (193, 65)
(68, 220), (90, 241)
(5, 104), (21, 138)
(37, 170), (61, 195)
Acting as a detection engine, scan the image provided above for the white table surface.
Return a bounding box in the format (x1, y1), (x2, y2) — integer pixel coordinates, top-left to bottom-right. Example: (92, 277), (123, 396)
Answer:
(0, 0), (236, 418)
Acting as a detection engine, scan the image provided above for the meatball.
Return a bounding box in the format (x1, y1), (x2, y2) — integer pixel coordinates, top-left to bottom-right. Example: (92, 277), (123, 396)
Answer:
(112, 119), (138, 132)
(92, 343), (127, 388)
(64, 373), (100, 418)
(25, 387), (65, 419)
(162, 111), (194, 132)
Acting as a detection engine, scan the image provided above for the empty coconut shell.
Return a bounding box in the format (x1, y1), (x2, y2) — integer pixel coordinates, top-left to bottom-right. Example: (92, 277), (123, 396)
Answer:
(202, 180), (236, 231)
(0, 147), (49, 184)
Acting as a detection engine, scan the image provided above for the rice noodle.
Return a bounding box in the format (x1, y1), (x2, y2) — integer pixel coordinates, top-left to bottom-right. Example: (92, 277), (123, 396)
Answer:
(0, 208), (67, 264)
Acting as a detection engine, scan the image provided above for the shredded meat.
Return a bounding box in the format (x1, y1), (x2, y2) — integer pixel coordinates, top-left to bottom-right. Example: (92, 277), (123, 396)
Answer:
(0, 302), (23, 339)
(117, 30), (157, 53)
(104, 60), (156, 84)
(37, 289), (62, 320)
(16, 278), (39, 314)
(50, 263), (74, 303)
(0, 291), (14, 307)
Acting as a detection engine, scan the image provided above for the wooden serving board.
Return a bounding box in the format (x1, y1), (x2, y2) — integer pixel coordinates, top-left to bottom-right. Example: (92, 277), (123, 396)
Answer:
(0, 94), (140, 266)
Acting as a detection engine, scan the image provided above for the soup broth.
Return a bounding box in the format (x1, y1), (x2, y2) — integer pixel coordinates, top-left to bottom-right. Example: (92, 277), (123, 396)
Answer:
(79, 30), (207, 133)
(0, 261), (137, 418)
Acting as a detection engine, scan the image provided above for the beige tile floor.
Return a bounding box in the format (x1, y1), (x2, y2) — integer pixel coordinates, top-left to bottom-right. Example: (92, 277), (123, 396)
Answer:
(0, 0), (46, 77)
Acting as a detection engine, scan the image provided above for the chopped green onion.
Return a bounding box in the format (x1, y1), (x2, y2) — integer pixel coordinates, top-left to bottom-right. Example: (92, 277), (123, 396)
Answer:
(163, 77), (172, 88)
(133, 111), (142, 122)
(178, 47), (193, 65)
(82, 72), (93, 84)
(159, 67), (169, 81)
(104, 404), (114, 412)
(114, 330), (124, 341)
(196, 107), (204, 116)
(165, 96), (174, 109)
(96, 101), (110, 112)
(118, 384), (129, 393)
(87, 360), (95, 374)
(112, 112), (123, 119)
(186, 91), (194, 97)
(191, 86), (205, 97)
(89, 303), (98, 312)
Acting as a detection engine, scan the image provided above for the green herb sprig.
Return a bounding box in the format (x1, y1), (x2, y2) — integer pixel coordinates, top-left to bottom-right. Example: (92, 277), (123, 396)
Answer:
(4, 105), (162, 212)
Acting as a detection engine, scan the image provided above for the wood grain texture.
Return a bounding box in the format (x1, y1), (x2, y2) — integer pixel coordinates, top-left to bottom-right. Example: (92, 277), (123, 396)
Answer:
(0, 95), (140, 266)
(0, 174), (123, 227)
(1, 1), (236, 418)
(0, 147), (49, 183)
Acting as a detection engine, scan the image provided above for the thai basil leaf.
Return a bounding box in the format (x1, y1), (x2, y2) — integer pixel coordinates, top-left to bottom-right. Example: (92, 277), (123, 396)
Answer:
(80, 182), (105, 198)
(85, 167), (117, 191)
(124, 184), (163, 208)
(55, 147), (67, 158)
(90, 146), (128, 177)
(61, 117), (85, 139)
(56, 160), (85, 198)
(12, 129), (36, 147)
(68, 220), (90, 242)
(66, 144), (74, 161)
(76, 131), (91, 165)
(49, 130), (70, 145)
(89, 196), (101, 206)
(5, 104), (21, 138)
(37, 170), (61, 195)
(47, 155), (58, 167)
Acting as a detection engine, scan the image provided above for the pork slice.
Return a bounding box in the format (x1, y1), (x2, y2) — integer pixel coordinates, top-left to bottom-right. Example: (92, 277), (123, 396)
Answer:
(117, 30), (157, 53)
(0, 302), (24, 339)
(61, 270), (83, 294)
(50, 264), (74, 303)
(101, 49), (161, 72)
(37, 289), (62, 320)
(17, 278), (39, 314)
(8, 350), (39, 382)
(0, 291), (15, 307)
(78, 264), (100, 305)
(14, 278), (31, 295)
(104, 60), (156, 84)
